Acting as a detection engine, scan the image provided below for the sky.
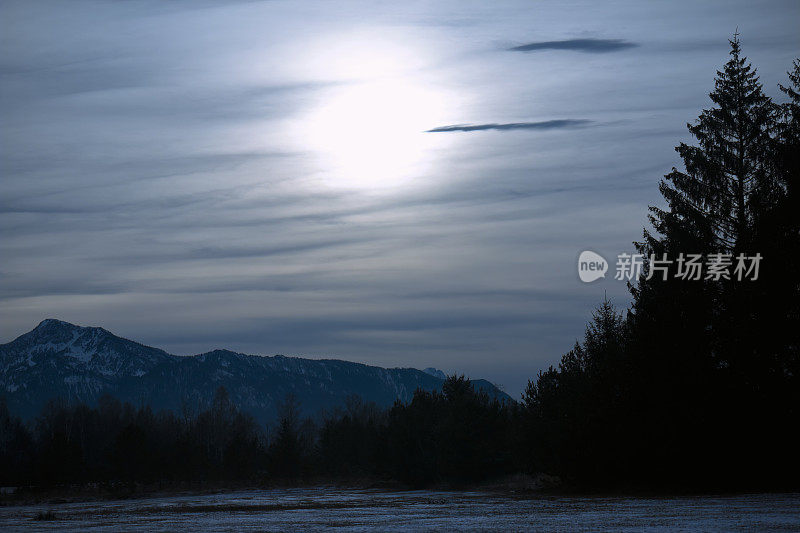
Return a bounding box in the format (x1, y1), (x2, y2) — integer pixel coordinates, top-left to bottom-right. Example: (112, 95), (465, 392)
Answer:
(1, 0), (798, 397)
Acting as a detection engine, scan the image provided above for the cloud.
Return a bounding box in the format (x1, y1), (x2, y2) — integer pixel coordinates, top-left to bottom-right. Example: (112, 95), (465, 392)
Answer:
(509, 38), (637, 53)
(426, 119), (591, 133)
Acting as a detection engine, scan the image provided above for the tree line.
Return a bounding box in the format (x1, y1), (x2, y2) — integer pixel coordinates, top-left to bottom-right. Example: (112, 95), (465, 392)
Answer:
(1, 37), (798, 491)
(0, 380), (518, 489)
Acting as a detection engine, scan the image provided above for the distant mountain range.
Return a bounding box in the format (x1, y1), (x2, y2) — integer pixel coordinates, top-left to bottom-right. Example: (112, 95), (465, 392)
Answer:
(0, 319), (510, 424)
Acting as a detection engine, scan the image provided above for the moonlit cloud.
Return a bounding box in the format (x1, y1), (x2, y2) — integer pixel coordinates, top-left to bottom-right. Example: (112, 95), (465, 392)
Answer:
(509, 38), (638, 53)
(1, 0), (798, 397)
(426, 119), (591, 132)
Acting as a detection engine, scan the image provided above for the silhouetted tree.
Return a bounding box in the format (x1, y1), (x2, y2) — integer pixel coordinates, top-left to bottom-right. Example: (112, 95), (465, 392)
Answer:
(318, 395), (386, 478)
(0, 398), (33, 485)
(384, 376), (513, 487)
(622, 35), (794, 487)
(521, 300), (629, 484)
(268, 394), (311, 480)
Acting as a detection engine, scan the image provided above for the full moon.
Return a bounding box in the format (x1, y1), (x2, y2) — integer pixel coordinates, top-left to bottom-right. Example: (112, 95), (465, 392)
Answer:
(295, 43), (454, 190)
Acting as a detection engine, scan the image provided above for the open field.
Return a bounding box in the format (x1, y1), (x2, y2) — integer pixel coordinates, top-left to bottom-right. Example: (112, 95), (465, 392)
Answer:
(2, 488), (799, 532)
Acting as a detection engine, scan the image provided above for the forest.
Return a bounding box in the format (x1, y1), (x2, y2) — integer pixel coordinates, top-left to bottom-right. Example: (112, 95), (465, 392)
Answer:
(1, 38), (798, 492)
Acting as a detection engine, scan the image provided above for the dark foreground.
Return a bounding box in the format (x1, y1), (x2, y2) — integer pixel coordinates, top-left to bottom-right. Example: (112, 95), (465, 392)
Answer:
(1, 488), (799, 532)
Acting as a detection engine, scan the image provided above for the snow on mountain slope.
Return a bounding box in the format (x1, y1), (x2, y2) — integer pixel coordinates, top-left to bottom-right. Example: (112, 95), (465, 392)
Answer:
(1, 319), (512, 424)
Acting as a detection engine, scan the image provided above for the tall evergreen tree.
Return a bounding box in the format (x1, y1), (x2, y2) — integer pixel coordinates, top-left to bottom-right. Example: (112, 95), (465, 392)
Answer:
(765, 60), (800, 481)
(777, 60), (800, 212)
(649, 34), (777, 252)
(630, 36), (795, 487)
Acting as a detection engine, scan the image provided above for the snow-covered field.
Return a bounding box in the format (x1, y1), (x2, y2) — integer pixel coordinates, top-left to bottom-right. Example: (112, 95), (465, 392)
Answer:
(2, 488), (799, 532)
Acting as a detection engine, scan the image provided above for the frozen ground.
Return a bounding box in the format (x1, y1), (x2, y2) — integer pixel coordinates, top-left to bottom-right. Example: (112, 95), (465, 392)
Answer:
(1, 488), (799, 532)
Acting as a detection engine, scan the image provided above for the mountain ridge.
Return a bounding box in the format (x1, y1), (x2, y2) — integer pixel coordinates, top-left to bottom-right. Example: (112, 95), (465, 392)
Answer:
(1, 319), (511, 424)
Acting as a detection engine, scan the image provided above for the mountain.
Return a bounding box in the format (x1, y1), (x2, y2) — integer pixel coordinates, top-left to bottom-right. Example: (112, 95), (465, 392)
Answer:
(0, 319), (511, 424)
(423, 367), (447, 380)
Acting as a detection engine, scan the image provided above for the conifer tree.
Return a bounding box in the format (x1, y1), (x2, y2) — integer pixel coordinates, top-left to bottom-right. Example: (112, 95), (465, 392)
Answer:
(647, 34), (777, 253)
(777, 60), (800, 204)
(629, 36), (794, 487)
(521, 300), (629, 484)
